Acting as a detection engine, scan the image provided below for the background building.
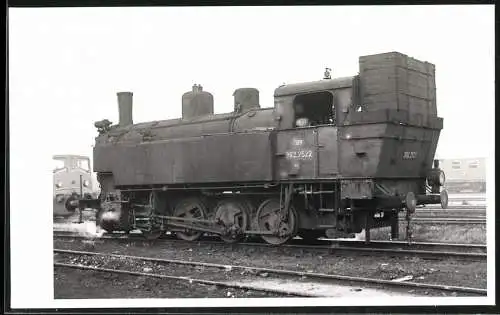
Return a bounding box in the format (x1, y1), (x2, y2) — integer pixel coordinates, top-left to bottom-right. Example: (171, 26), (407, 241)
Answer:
(438, 157), (486, 193)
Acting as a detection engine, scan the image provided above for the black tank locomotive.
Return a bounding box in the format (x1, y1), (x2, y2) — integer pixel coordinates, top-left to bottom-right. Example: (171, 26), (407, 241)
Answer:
(84, 52), (448, 244)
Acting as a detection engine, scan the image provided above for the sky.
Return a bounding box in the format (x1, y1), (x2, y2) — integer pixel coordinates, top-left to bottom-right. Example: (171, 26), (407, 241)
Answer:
(9, 5), (495, 162)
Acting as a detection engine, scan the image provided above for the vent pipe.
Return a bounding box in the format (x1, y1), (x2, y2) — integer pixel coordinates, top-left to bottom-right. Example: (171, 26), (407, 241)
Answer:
(117, 92), (133, 126)
(192, 84), (204, 92)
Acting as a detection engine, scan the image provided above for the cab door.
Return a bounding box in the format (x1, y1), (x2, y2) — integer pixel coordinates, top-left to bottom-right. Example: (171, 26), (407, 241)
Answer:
(317, 126), (339, 177)
(275, 126), (339, 180)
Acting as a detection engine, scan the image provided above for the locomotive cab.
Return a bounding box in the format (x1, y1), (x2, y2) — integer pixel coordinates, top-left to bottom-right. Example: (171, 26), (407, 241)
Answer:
(272, 77), (356, 181)
(274, 76), (353, 130)
(272, 55), (448, 239)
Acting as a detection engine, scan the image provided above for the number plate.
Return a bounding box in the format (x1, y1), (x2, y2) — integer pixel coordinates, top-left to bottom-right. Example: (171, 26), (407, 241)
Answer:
(285, 150), (313, 160)
(403, 151), (418, 160)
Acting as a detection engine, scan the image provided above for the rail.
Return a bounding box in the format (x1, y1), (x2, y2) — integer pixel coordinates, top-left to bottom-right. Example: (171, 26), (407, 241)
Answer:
(52, 231), (486, 261)
(54, 263), (307, 297)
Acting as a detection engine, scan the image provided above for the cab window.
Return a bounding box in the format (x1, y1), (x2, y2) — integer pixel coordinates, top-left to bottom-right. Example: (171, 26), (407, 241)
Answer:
(53, 158), (66, 171)
(77, 159), (91, 172)
(293, 91), (335, 127)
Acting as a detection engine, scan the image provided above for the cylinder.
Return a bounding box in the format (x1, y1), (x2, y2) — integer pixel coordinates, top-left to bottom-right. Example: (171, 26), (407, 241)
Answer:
(233, 88), (260, 113)
(182, 84), (214, 119)
(117, 92), (133, 126)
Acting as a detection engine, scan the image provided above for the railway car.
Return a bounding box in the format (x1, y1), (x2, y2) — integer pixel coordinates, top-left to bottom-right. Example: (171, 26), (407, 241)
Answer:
(438, 158), (486, 193)
(53, 154), (96, 217)
(80, 51), (449, 243)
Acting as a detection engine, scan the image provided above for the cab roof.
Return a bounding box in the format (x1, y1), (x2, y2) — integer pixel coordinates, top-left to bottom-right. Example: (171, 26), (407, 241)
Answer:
(274, 76), (355, 97)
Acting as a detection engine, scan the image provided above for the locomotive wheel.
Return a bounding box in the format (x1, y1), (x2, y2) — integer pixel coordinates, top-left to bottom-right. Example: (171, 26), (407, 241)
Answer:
(214, 199), (250, 243)
(256, 198), (298, 245)
(298, 229), (324, 242)
(173, 197), (208, 241)
(97, 209), (123, 232)
(140, 192), (165, 240)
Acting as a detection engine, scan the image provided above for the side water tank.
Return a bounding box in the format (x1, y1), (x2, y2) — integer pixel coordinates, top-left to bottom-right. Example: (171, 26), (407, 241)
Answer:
(233, 88), (260, 113)
(182, 84), (214, 119)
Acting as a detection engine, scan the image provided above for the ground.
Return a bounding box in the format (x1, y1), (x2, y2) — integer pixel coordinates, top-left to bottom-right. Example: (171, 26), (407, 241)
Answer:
(367, 222), (486, 244)
(53, 237), (486, 299)
(54, 266), (283, 299)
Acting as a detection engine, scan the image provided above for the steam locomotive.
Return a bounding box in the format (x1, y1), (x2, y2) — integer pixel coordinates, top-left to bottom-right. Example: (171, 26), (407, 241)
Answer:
(79, 51), (448, 244)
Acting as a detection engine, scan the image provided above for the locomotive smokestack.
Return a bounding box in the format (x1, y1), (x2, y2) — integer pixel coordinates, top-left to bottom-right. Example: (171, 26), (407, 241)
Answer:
(117, 92), (133, 126)
(192, 84), (203, 92)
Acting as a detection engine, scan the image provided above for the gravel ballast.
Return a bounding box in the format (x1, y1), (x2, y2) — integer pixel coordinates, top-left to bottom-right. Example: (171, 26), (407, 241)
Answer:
(54, 264), (284, 299)
(53, 237), (486, 298)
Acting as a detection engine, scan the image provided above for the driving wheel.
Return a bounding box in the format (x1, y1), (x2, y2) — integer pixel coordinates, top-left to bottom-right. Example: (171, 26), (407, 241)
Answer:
(256, 198), (298, 245)
(214, 199), (250, 243)
(173, 197), (208, 241)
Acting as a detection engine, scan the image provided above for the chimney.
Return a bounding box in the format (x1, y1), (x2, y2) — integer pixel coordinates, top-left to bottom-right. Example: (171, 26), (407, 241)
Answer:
(192, 84), (203, 93)
(117, 92), (133, 126)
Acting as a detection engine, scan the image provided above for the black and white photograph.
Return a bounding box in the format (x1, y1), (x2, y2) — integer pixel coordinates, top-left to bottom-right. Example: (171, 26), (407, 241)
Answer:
(8, 3), (495, 311)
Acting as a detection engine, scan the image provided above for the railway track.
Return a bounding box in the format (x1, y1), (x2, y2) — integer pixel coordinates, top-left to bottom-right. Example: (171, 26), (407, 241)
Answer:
(55, 206), (487, 227)
(412, 216), (486, 225)
(423, 208), (486, 213)
(413, 210), (485, 215)
(53, 230), (486, 261)
(403, 215), (486, 224)
(420, 205), (486, 210)
(416, 207), (486, 211)
(406, 208), (486, 221)
(410, 218), (486, 225)
(53, 248), (487, 296)
(54, 260), (301, 297)
(412, 215), (486, 219)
